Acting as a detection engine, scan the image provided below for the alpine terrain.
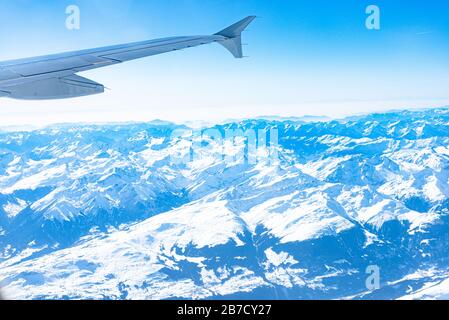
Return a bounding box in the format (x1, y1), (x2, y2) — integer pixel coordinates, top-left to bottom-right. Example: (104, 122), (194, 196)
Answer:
(1, 108), (449, 300)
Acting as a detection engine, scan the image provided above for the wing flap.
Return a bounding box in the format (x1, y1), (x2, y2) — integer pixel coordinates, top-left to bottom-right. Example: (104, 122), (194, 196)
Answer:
(6, 75), (104, 100)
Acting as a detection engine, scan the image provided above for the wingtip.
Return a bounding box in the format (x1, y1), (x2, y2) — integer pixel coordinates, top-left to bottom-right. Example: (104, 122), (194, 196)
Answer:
(215, 15), (257, 38)
(216, 15), (256, 59)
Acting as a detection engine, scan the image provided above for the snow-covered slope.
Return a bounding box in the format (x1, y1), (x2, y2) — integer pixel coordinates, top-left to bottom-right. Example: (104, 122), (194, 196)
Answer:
(1, 108), (449, 299)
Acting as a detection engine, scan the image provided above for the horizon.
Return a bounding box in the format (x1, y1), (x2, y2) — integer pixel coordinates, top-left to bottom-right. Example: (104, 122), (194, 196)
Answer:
(0, 104), (447, 132)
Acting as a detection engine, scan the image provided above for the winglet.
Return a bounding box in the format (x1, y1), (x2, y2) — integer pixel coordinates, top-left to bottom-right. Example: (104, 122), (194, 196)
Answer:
(215, 16), (256, 38)
(215, 16), (256, 58)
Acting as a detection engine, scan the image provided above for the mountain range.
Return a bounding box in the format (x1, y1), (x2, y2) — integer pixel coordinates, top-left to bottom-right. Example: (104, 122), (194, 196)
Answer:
(1, 108), (449, 299)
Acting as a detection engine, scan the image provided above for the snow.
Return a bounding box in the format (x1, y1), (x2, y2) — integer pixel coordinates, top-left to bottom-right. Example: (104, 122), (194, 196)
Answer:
(396, 269), (449, 300)
(264, 248), (298, 267)
(241, 192), (355, 244)
(0, 199), (253, 299)
(400, 278), (449, 300)
(3, 199), (27, 218)
(139, 199), (246, 250)
(399, 210), (439, 233)
(1, 108), (449, 299)
(2, 165), (66, 194)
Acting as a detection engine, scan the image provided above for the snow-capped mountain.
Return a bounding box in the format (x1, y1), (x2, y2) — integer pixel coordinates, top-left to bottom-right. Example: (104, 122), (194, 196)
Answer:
(1, 108), (449, 300)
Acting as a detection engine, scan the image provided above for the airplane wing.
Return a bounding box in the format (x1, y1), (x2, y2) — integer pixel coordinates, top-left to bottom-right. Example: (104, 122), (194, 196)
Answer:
(0, 16), (256, 100)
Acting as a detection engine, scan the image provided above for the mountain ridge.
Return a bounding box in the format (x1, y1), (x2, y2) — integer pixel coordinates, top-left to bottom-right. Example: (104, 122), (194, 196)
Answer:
(1, 108), (449, 299)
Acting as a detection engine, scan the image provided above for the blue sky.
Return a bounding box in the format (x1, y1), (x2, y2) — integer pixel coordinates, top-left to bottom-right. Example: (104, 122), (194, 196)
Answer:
(0, 0), (449, 126)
